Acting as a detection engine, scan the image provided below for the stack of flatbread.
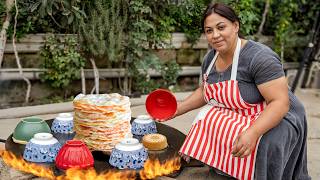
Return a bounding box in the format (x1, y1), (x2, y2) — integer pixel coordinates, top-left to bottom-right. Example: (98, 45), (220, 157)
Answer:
(73, 93), (132, 152)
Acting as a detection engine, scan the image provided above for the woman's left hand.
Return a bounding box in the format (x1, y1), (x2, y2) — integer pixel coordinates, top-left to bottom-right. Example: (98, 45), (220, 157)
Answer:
(231, 128), (260, 158)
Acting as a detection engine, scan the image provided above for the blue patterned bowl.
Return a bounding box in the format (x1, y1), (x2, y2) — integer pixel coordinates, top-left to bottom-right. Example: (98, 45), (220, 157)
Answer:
(23, 133), (61, 163)
(109, 138), (148, 169)
(51, 113), (74, 134)
(131, 115), (157, 136)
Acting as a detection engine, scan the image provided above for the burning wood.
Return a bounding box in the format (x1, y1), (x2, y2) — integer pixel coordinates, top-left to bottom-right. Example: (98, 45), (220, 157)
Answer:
(0, 150), (181, 180)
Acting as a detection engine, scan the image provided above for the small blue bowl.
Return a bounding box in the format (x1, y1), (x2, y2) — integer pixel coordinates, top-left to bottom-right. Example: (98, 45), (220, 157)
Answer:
(131, 115), (157, 136)
(51, 113), (74, 134)
(109, 138), (148, 169)
(23, 133), (61, 163)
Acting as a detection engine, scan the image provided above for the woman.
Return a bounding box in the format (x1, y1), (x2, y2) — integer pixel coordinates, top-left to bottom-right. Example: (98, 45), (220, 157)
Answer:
(157, 3), (310, 180)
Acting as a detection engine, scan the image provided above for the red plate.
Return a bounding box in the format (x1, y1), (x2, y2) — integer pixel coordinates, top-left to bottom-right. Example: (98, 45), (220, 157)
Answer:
(146, 89), (177, 120)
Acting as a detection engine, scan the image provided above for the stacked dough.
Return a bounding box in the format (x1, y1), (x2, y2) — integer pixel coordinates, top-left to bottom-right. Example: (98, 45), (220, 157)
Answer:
(73, 93), (132, 152)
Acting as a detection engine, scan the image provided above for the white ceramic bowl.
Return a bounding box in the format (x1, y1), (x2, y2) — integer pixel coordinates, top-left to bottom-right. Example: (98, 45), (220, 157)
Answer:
(23, 133), (61, 163)
(109, 138), (148, 169)
(51, 113), (74, 134)
(131, 115), (157, 136)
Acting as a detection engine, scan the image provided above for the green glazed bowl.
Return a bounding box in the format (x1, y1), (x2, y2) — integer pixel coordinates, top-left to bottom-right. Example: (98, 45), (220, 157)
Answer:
(12, 117), (51, 144)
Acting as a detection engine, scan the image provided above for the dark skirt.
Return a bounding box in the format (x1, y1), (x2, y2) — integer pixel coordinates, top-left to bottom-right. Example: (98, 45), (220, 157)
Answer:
(255, 95), (311, 180)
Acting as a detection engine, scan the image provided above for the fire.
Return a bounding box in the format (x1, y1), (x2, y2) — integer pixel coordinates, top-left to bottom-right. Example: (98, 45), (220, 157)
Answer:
(140, 157), (181, 179)
(0, 150), (181, 180)
(0, 150), (55, 179)
(56, 168), (136, 180)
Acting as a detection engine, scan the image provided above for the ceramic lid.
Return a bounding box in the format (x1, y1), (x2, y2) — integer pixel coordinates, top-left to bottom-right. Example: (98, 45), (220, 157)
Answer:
(115, 138), (143, 151)
(30, 133), (59, 145)
(56, 113), (73, 121)
(134, 115), (154, 124)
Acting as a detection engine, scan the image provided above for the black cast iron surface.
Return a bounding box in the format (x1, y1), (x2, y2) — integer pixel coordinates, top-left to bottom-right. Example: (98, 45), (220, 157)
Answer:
(5, 118), (203, 178)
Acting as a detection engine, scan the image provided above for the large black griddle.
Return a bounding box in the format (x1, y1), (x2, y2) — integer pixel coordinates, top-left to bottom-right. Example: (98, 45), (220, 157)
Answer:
(5, 118), (203, 178)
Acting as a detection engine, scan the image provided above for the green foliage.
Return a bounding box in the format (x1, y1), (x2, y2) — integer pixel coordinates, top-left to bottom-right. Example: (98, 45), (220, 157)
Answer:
(6, 1), (36, 39)
(232, 0), (260, 36)
(5, 0), (87, 39)
(270, 0), (319, 61)
(39, 35), (85, 89)
(160, 60), (182, 88)
(0, 1), (5, 21)
(80, 0), (127, 65)
(169, 0), (207, 44)
(28, 0), (86, 33)
(218, 0), (260, 36)
(5, 0), (319, 93)
(132, 52), (181, 93)
(132, 53), (163, 94)
(126, 0), (178, 93)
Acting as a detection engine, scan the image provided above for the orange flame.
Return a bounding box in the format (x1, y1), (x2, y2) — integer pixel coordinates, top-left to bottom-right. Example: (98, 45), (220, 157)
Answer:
(140, 157), (181, 179)
(0, 150), (55, 179)
(56, 168), (136, 180)
(0, 150), (181, 180)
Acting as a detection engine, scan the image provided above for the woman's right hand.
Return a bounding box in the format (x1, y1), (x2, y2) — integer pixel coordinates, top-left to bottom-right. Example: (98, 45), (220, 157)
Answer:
(154, 106), (179, 122)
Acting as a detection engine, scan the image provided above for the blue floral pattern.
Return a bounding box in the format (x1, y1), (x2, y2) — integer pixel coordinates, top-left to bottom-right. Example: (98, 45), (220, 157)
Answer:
(131, 121), (157, 136)
(51, 119), (74, 134)
(23, 142), (61, 163)
(109, 148), (148, 169)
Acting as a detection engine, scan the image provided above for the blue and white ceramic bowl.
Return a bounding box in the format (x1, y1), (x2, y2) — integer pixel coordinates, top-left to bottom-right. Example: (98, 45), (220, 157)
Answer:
(131, 115), (157, 136)
(51, 113), (74, 134)
(109, 138), (148, 169)
(23, 133), (61, 163)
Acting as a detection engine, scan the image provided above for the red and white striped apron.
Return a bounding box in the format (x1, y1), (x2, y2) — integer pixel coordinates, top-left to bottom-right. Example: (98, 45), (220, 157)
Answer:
(179, 38), (267, 180)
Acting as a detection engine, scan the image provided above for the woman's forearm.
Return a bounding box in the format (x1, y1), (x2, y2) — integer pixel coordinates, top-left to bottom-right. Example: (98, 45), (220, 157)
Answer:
(176, 86), (207, 116)
(248, 99), (289, 137)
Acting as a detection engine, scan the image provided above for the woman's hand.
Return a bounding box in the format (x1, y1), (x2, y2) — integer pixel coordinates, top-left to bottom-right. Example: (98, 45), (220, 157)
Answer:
(231, 128), (260, 158)
(154, 107), (179, 122)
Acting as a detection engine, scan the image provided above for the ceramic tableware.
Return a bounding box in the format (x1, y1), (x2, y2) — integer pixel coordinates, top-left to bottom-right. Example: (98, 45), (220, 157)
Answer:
(23, 133), (61, 163)
(51, 113), (74, 134)
(131, 115), (157, 140)
(12, 117), (51, 144)
(55, 140), (94, 170)
(145, 89), (177, 120)
(109, 138), (148, 169)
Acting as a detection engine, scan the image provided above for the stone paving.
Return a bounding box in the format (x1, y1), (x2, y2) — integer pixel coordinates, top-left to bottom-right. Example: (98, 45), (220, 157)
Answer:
(0, 89), (319, 179)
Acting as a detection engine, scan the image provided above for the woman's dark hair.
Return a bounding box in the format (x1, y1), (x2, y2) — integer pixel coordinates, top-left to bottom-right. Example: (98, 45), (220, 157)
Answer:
(202, 3), (244, 38)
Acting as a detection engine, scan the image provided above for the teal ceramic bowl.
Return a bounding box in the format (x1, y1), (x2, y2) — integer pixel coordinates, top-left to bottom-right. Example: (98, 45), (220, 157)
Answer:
(12, 117), (51, 144)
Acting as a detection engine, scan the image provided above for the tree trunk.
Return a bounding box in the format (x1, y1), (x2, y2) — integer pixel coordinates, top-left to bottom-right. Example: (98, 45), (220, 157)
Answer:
(0, 0), (14, 67)
(123, 56), (129, 95)
(80, 67), (86, 94)
(12, 0), (31, 103)
(89, 58), (99, 94)
(257, 0), (270, 35)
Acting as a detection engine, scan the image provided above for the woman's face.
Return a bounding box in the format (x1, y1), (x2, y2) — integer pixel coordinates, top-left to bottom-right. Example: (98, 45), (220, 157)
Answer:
(204, 13), (239, 54)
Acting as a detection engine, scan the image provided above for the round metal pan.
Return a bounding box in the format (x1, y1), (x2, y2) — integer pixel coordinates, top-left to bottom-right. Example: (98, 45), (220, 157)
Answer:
(5, 118), (203, 178)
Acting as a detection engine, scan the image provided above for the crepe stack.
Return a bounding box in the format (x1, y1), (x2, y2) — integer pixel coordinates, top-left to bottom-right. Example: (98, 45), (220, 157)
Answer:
(73, 93), (132, 152)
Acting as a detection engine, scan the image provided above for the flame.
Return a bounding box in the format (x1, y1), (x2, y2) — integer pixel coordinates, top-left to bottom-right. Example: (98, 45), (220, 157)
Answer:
(0, 150), (181, 180)
(140, 157), (181, 179)
(0, 150), (55, 179)
(56, 168), (136, 180)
